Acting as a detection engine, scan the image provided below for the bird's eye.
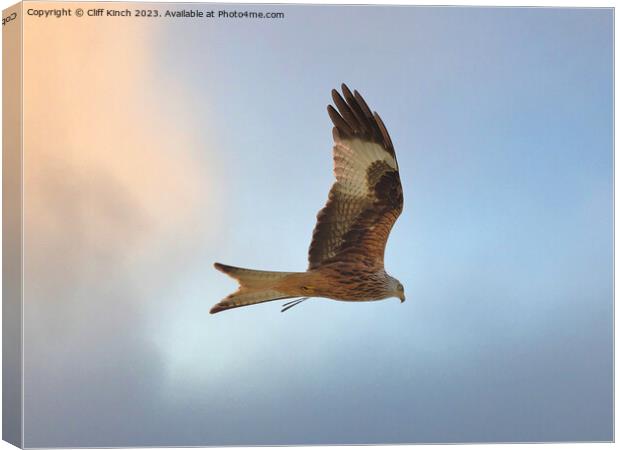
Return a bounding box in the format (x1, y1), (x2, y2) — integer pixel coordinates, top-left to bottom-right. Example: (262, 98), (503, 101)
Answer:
(398, 284), (403, 291)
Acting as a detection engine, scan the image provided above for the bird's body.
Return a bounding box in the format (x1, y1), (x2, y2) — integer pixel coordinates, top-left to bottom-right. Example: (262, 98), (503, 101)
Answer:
(211, 84), (406, 314)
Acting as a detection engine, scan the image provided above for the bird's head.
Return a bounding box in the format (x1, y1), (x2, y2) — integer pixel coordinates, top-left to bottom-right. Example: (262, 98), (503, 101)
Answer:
(388, 276), (406, 303)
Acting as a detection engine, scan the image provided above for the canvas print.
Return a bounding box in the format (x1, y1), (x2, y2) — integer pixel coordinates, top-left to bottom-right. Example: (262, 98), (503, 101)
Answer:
(2, 2), (613, 448)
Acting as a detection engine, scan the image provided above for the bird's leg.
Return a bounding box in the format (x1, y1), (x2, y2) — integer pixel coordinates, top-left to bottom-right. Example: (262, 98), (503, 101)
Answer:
(281, 297), (309, 313)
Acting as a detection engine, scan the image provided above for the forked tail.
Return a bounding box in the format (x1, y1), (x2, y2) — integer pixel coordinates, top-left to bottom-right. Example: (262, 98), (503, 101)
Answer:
(211, 263), (296, 314)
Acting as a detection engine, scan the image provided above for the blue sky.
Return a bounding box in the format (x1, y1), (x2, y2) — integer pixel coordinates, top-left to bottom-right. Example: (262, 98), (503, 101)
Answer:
(24, 5), (612, 446)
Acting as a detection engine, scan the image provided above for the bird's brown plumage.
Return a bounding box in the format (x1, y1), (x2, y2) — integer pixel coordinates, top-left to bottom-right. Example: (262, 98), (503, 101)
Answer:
(308, 86), (403, 270)
(211, 84), (405, 314)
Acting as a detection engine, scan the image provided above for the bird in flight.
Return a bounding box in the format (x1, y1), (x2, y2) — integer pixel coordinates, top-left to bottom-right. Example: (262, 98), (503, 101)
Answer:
(211, 84), (404, 314)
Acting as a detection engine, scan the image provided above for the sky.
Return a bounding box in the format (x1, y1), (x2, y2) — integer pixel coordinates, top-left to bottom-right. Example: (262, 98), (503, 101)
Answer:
(20, 4), (612, 447)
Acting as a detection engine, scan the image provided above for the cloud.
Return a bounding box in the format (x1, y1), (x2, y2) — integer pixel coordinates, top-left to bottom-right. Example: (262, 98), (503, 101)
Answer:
(22, 14), (220, 446)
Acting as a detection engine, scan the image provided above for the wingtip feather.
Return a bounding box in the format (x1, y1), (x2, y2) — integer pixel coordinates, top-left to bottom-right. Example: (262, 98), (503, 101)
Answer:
(341, 83), (351, 95)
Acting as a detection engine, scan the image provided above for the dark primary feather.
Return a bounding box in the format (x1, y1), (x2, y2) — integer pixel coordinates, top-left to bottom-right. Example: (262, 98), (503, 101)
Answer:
(327, 83), (396, 159)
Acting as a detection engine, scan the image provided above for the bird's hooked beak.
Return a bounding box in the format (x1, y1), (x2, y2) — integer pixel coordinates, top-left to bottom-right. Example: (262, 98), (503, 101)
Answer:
(399, 293), (405, 303)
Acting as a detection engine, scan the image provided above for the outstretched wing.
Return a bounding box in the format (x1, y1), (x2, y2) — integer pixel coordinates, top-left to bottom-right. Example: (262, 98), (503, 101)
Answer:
(308, 84), (403, 270)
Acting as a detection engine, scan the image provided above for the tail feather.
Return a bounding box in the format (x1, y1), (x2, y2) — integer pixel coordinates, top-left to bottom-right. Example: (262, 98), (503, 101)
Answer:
(211, 262), (296, 314)
(214, 263), (294, 288)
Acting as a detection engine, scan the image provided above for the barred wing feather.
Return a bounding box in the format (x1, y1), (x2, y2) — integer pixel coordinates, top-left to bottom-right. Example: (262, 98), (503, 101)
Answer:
(308, 84), (403, 270)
